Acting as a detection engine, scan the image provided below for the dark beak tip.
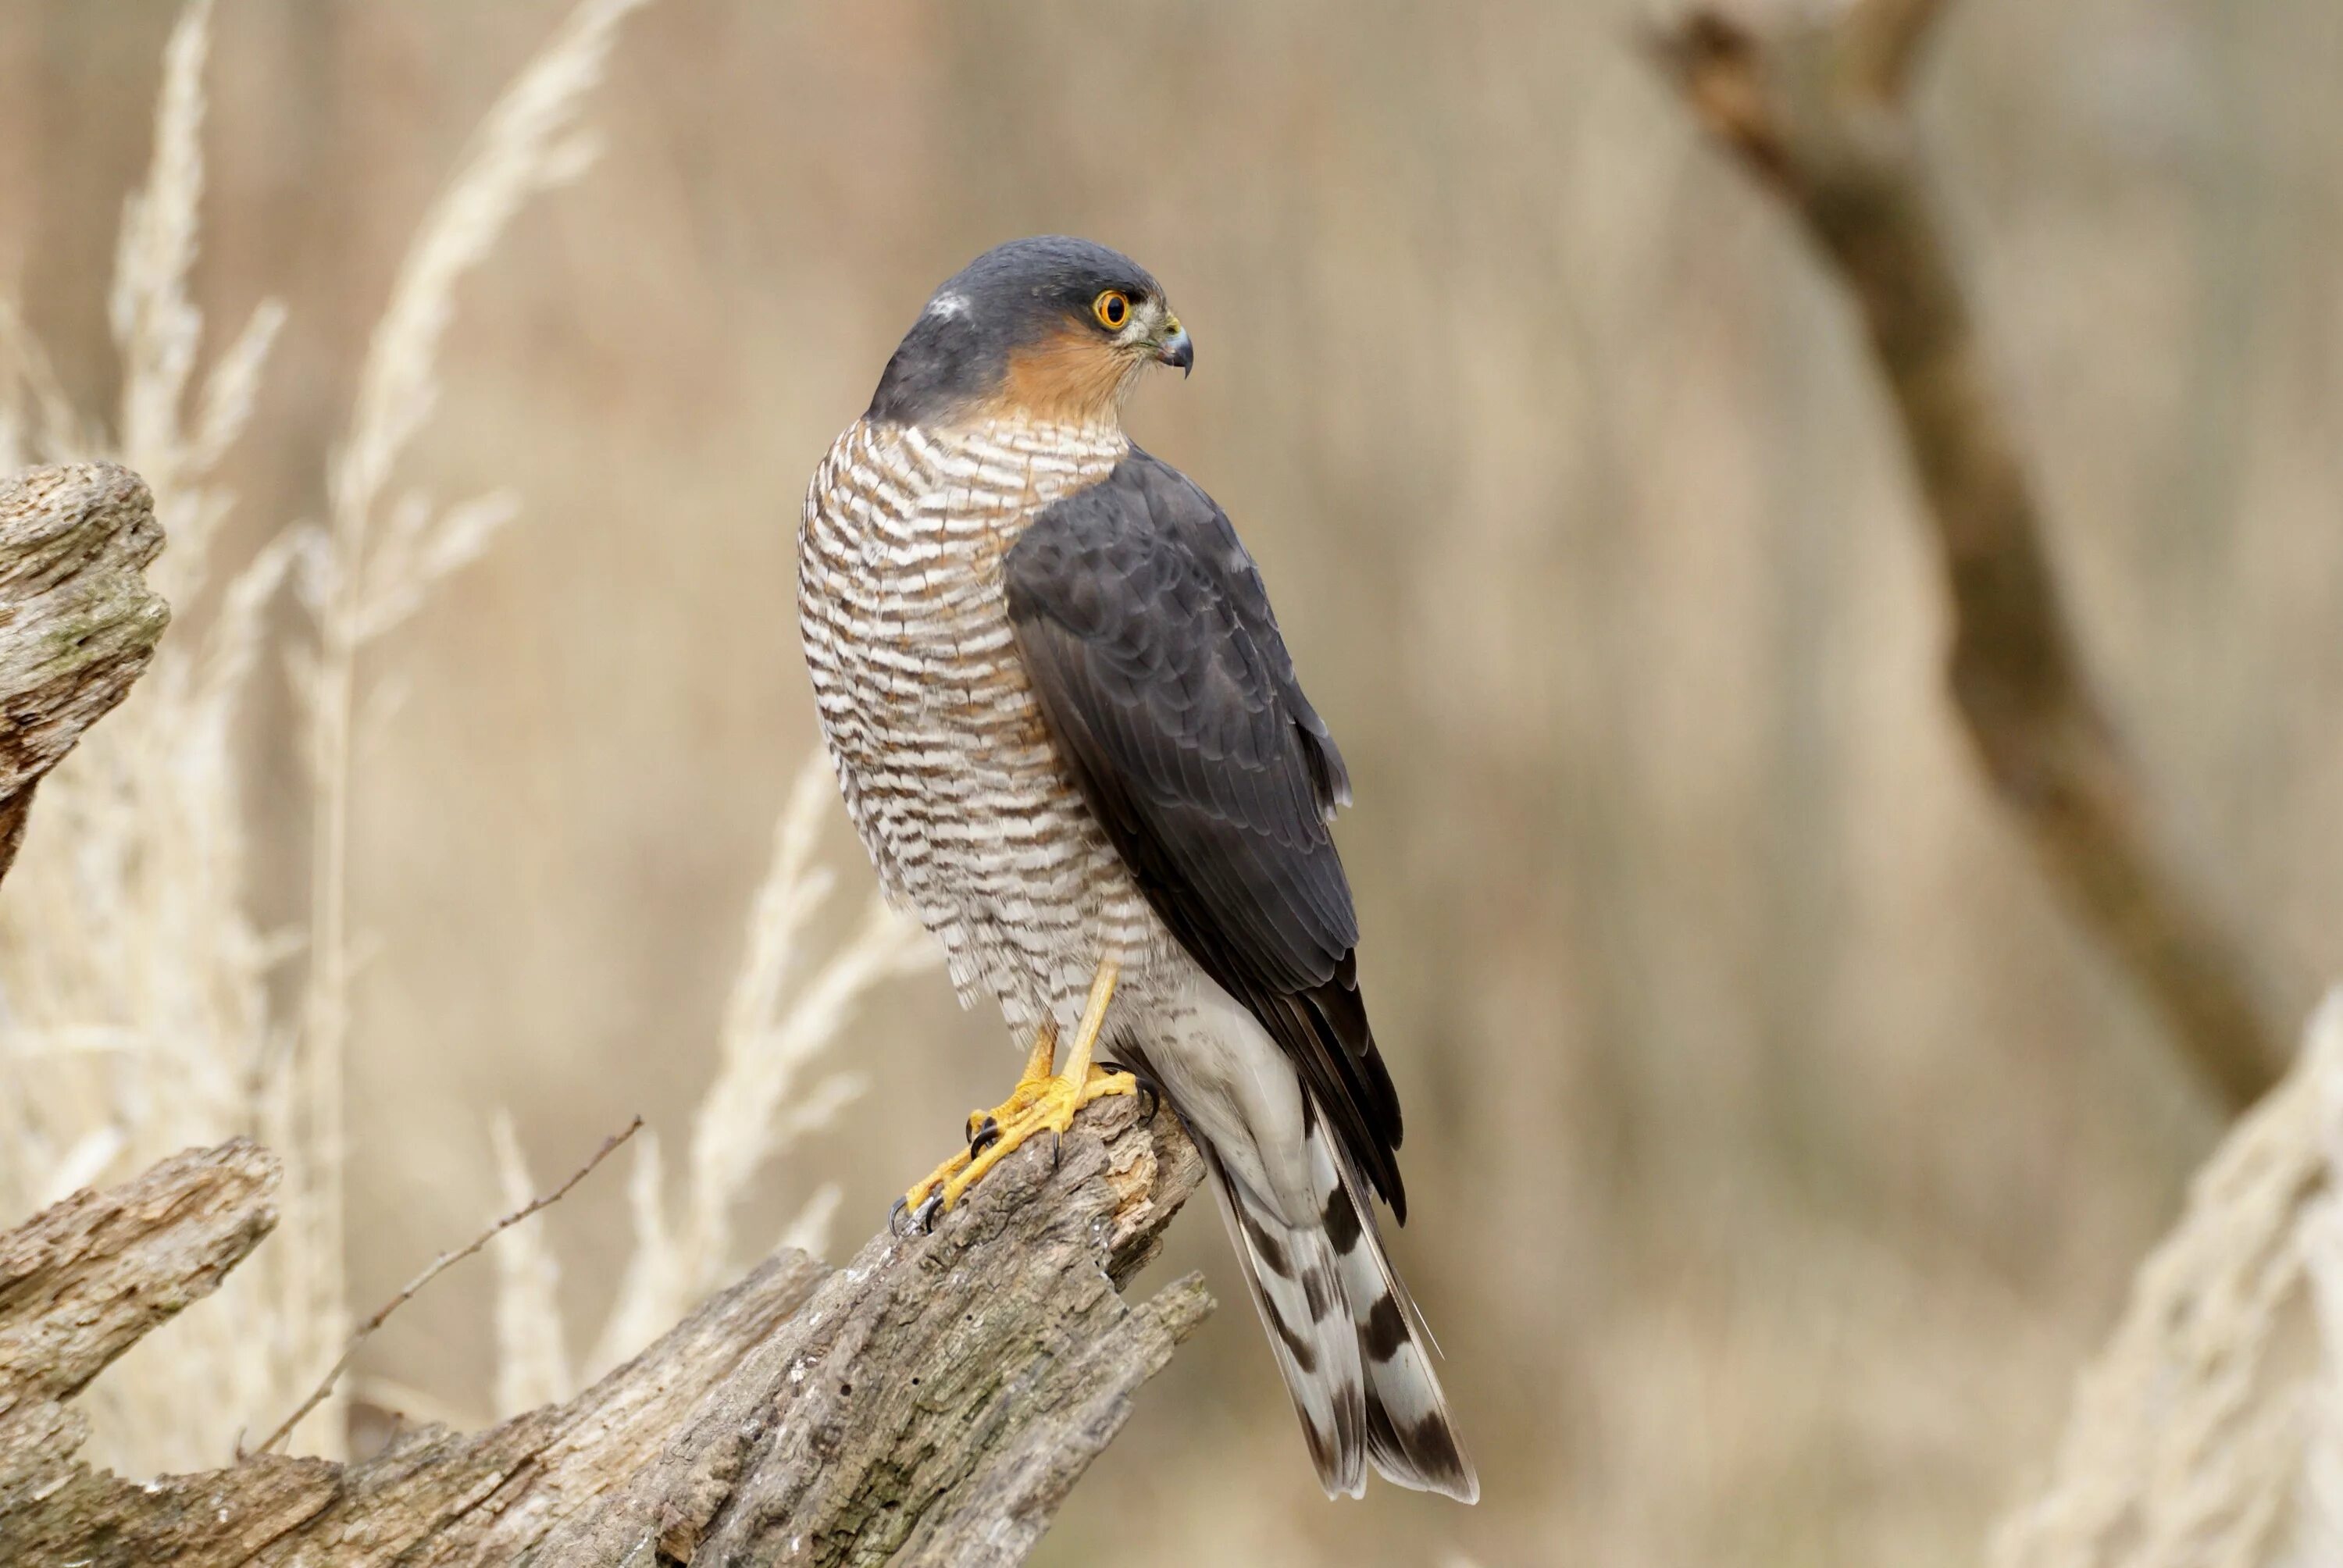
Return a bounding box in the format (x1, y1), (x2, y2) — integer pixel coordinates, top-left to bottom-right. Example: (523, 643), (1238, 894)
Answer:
(1158, 330), (1194, 376)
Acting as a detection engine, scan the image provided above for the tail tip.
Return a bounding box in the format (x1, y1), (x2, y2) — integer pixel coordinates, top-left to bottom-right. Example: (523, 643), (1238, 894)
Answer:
(1368, 1402), (1480, 1504)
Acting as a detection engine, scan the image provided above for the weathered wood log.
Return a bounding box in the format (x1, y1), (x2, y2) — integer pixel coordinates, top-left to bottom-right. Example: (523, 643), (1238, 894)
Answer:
(0, 1096), (1208, 1566)
(1653, 0), (2295, 1110)
(0, 461), (170, 883)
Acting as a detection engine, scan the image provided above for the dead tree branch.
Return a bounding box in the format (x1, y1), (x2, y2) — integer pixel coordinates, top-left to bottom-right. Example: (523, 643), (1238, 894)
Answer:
(0, 1096), (1208, 1566)
(1653, 0), (2293, 1109)
(0, 462), (170, 883)
(0, 1139), (280, 1416)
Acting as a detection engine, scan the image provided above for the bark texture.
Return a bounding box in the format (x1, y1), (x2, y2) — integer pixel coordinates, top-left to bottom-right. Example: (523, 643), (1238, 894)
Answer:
(1654, 0), (2293, 1110)
(0, 461), (170, 882)
(0, 1096), (1209, 1566)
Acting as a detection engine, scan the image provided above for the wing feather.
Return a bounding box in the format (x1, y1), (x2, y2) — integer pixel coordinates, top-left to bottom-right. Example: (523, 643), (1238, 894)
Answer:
(1004, 451), (1406, 1215)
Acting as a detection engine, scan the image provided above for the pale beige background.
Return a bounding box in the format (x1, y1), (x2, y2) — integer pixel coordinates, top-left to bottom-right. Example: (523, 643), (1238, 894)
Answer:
(5, 1), (2341, 1562)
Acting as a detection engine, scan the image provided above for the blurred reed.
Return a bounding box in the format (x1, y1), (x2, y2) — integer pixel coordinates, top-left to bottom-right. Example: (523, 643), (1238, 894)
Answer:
(0, 0), (925, 1473)
(0, 0), (305, 1470)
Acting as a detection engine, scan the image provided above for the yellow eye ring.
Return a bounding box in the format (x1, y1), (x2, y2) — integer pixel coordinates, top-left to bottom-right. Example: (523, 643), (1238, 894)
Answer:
(1093, 290), (1131, 330)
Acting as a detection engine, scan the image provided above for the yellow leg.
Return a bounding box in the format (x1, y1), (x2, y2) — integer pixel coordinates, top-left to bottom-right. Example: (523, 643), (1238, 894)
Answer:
(897, 960), (1139, 1230)
(1019, 1020), (1061, 1081)
(958, 1021), (1059, 1149)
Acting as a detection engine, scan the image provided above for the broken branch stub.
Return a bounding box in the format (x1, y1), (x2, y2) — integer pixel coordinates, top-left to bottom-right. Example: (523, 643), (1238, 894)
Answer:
(0, 461), (170, 882)
(0, 1096), (1209, 1566)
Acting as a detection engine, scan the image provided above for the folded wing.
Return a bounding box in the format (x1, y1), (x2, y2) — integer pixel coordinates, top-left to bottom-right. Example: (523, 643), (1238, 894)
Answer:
(1002, 451), (1406, 1217)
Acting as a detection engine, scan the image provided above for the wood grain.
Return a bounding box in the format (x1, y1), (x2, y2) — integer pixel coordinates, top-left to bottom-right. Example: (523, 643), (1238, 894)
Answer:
(0, 1096), (1209, 1566)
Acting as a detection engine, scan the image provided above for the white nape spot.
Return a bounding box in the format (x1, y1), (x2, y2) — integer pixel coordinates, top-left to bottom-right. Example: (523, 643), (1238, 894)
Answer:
(924, 292), (971, 321)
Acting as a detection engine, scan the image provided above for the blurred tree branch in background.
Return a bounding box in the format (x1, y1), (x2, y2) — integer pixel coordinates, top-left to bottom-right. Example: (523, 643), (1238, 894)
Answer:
(0, 1098), (1207, 1566)
(1653, 0), (2294, 1111)
(0, 463), (169, 884)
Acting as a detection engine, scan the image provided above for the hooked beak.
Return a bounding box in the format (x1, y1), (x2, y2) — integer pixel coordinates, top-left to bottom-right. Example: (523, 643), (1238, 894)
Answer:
(1154, 318), (1193, 376)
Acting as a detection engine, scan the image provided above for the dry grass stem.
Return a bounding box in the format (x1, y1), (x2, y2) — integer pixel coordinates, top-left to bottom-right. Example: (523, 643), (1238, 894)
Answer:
(0, 0), (295, 1472)
(0, 298), (90, 465)
(109, 0), (211, 507)
(287, 0), (654, 1453)
(0, 0), (665, 1470)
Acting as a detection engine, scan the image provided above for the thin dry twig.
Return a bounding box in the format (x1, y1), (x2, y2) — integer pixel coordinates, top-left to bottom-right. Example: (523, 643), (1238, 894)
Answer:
(252, 1114), (641, 1456)
(1651, 0), (2293, 1109)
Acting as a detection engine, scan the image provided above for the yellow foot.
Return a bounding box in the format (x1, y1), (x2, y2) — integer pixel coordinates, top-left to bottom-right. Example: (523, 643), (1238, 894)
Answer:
(893, 1064), (1145, 1235)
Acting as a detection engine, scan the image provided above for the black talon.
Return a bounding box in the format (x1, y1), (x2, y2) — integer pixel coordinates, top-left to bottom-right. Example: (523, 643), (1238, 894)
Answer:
(968, 1115), (1001, 1159)
(912, 1188), (945, 1233)
(890, 1196), (910, 1237)
(1100, 1061), (1162, 1124)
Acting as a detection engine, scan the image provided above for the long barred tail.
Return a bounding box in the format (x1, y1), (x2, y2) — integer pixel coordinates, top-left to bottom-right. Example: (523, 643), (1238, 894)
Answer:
(1203, 1105), (1479, 1503)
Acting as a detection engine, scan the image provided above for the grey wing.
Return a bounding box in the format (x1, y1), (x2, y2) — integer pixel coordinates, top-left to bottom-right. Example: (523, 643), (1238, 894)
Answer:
(1002, 451), (1407, 1218)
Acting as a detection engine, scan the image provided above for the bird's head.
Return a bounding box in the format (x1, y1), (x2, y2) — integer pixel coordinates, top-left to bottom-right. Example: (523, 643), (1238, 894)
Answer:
(865, 236), (1192, 432)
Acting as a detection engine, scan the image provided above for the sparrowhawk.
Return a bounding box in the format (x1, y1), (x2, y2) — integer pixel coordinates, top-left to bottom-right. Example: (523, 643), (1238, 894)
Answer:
(797, 236), (1475, 1502)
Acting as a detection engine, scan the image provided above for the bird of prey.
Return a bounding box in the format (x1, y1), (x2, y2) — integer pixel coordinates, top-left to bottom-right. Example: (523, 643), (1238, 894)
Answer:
(797, 236), (1475, 1502)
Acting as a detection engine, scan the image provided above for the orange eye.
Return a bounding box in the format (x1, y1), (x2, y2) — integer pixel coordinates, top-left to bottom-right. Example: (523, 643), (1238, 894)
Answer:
(1093, 290), (1131, 330)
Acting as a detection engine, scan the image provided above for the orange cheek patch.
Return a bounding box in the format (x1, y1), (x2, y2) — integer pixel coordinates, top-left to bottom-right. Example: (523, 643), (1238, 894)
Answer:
(981, 326), (1136, 426)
